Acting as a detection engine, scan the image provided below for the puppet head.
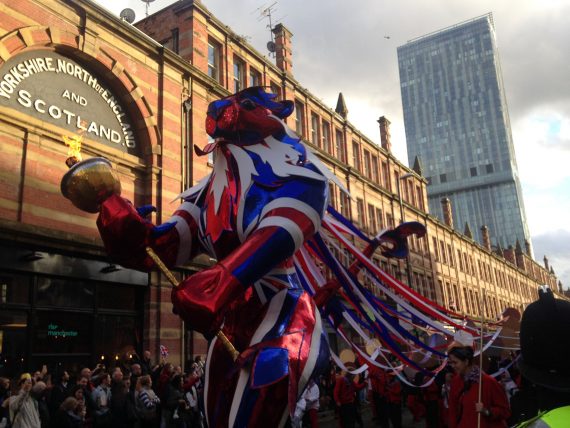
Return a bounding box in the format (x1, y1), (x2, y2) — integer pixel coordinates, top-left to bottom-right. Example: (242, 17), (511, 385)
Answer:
(204, 86), (294, 149)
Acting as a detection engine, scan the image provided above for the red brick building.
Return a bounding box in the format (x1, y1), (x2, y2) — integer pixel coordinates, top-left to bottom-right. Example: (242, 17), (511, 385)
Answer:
(0, 0), (562, 377)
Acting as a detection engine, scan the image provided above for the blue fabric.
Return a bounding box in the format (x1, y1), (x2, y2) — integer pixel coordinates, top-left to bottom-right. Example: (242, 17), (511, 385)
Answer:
(262, 289), (302, 341)
(251, 347), (289, 389)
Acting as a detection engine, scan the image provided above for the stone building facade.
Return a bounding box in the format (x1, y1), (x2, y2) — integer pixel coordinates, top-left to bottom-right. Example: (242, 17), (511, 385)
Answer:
(0, 0), (561, 375)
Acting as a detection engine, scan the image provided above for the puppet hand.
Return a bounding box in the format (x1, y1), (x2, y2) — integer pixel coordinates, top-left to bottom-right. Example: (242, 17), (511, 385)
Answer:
(171, 263), (244, 336)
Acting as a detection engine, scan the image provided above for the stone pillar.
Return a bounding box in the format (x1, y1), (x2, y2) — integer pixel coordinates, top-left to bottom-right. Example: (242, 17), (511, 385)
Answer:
(481, 225), (491, 251)
(524, 239), (532, 256)
(441, 197), (453, 228)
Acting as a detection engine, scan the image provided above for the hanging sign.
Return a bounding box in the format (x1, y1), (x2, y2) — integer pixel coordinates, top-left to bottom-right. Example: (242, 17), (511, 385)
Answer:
(0, 51), (139, 156)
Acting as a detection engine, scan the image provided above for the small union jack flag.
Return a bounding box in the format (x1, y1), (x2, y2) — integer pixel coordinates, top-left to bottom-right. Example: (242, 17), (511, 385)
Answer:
(159, 344), (169, 358)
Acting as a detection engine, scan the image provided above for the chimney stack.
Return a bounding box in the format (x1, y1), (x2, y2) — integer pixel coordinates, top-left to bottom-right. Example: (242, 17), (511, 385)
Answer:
(544, 255), (549, 271)
(481, 225), (491, 251)
(524, 239), (532, 257)
(441, 197), (453, 228)
(272, 24), (293, 74)
(515, 240), (526, 271)
(377, 116), (392, 152)
(503, 245), (516, 265)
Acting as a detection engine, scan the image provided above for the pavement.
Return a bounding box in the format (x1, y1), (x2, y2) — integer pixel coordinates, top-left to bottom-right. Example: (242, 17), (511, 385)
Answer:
(317, 404), (426, 428)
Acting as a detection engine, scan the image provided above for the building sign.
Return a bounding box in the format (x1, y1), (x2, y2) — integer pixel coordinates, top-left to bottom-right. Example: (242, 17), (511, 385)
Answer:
(47, 323), (78, 338)
(0, 51), (139, 155)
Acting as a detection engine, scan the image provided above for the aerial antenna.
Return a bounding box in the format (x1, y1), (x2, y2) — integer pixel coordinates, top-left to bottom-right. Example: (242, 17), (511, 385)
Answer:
(119, 8), (136, 24)
(255, 2), (278, 57)
(140, 0), (155, 17)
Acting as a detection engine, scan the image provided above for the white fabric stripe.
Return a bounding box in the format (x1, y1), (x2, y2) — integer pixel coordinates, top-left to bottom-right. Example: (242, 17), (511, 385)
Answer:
(298, 305), (323, 397)
(258, 280), (279, 293)
(298, 247), (327, 287)
(171, 216), (191, 266)
(204, 333), (217, 428)
(228, 368), (250, 428)
(260, 198), (321, 234)
(170, 202), (200, 265)
(228, 289), (288, 427)
(266, 266), (297, 276)
(172, 176), (208, 202)
(177, 201), (201, 223)
(250, 289), (288, 344)
(254, 281), (267, 305)
(257, 217), (303, 251)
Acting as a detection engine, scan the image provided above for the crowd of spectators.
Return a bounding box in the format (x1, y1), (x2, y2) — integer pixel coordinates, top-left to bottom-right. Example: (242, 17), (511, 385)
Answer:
(0, 351), (206, 428)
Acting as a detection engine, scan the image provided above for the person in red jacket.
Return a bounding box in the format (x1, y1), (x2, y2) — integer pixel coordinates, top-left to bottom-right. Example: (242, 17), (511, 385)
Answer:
(333, 370), (364, 428)
(369, 365), (389, 428)
(448, 346), (510, 428)
(423, 376), (441, 428)
(386, 372), (403, 428)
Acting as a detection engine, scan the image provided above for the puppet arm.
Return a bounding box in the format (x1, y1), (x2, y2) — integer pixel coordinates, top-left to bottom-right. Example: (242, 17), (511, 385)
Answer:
(172, 195), (323, 336)
(97, 194), (199, 271)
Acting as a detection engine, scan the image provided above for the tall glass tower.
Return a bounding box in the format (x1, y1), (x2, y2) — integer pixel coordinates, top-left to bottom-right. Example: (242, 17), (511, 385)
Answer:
(397, 13), (531, 250)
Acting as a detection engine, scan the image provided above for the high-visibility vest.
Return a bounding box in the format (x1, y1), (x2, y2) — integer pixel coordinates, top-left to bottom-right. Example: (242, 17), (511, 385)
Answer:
(517, 406), (570, 427)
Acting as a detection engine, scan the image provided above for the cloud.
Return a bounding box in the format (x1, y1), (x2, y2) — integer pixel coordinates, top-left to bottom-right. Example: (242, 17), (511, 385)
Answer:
(532, 229), (570, 290)
(97, 0), (569, 278)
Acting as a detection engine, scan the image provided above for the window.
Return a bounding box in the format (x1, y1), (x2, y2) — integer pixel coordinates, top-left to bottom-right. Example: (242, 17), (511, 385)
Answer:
(381, 161), (389, 188)
(363, 150), (371, 179)
(36, 278), (93, 309)
(386, 213), (394, 228)
(0, 273), (29, 304)
(368, 204), (377, 233)
(371, 155), (379, 183)
(439, 240), (447, 264)
(470, 167), (478, 176)
(208, 39), (222, 82)
(233, 56), (246, 93)
(328, 183), (336, 209)
(322, 120), (332, 153)
(376, 208), (384, 229)
(431, 237), (439, 262)
(249, 68), (262, 87)
(161, 28), (179, 53)
(335, 129), (346, 163)
(356, 198), (365, 228)
(485, 163), (494, 174)
(352, 141), (361, 171)
(171, 28), (179, 53)
(340, 192), (350, 218)
(416, 186), (424, 210)
(295, 100), (305, 136)
(310, 113), (320, 146)
(440, 173), (447, 183)
(269, 82), (282, 100)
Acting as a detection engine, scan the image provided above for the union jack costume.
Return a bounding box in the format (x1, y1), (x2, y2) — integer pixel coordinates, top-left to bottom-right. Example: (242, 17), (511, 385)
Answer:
(97, 87), (333, 427)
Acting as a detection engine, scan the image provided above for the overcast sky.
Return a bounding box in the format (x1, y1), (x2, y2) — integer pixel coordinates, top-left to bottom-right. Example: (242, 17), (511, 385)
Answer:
(95, 0), (570, 288)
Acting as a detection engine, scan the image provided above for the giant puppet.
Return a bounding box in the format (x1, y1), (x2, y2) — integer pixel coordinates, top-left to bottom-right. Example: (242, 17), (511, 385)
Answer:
(96, 87), (334, 427)
(63, 86), (491, 427)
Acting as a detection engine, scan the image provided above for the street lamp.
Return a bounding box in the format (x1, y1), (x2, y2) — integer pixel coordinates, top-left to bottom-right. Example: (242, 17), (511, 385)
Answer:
(397, 172), (415, 287)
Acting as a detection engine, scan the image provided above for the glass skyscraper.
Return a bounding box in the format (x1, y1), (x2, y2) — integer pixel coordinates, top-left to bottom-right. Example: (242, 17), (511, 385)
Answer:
(397, 13), (531, 250)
